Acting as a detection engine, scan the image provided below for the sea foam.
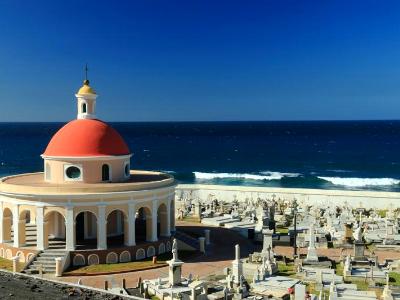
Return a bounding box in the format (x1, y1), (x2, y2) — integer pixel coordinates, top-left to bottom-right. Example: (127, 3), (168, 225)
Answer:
(318, 176), (400, 187)
(194, 171), (299, 181)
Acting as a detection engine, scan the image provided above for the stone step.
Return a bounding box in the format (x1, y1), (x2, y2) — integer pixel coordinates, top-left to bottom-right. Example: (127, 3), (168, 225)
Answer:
(10, 231), (37, 235)
(36, 256), (65, 261)
(41, 249), (67, 256)
(32, 262), (56, 268)
(29, 267), (56, 274)
(48, 241), (66, 245)
(39, 254), (66, 259)
(31, 261), (56, 268)
(23, 243), (67, 274)
(35, 255), (60, 260)
(25, 234), (37, 238)
(30, 261), (56, 267)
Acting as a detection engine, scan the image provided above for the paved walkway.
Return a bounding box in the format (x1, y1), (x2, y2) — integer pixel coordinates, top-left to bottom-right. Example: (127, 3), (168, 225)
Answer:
(54, 221), (257, 289)
(274, 245), (400, 263)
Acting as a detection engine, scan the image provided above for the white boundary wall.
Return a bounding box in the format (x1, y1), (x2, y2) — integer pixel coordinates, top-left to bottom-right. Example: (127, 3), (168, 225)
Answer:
(176, 184), (400, 209)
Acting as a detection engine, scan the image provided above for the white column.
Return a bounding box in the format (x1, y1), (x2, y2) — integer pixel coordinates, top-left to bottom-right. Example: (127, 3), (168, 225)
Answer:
(127, 203), (136, 246)
(97, 206), (107, 250)
(65, 206), (75, 251)
(12, 205), (20, 248)
(151, 200), (158, 242)
(170, 195), (176, 232)
(36, 206), (45, 250)
(0, 202), (3, 243)
(164, 200), (171, 237)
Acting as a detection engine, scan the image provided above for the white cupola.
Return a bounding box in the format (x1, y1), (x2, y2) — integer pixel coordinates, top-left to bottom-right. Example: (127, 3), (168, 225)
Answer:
(75, 79), (98, 120)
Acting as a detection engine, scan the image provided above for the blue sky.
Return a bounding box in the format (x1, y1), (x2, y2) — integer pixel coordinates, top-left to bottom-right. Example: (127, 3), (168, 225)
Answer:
(1, 0), (400, 121)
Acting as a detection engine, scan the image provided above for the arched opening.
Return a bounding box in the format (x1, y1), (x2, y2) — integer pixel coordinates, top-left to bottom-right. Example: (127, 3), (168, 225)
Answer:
(135, 207), (152, 243)
(102, 164), (110, 181)
(82, 103), (87, 113)
(157, 203), (168, 238)
(124, 163), (130, 178)
(75, 211), (97, 250)
(3, 208), (13, 243)
(45, 211), (66, 249)
(107, 210), (127, 247)
(18, 210), (33, 247)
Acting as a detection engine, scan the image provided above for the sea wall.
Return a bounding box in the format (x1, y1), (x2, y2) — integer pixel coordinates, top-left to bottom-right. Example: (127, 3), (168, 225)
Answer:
(175, 184), (400, 209)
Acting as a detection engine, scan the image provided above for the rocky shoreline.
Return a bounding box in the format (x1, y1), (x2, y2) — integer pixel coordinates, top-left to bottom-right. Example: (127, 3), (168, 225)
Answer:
(0, 270), (135, 299)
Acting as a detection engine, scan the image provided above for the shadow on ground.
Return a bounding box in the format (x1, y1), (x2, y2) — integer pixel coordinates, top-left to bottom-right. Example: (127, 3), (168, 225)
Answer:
(176, 221), (261, 263)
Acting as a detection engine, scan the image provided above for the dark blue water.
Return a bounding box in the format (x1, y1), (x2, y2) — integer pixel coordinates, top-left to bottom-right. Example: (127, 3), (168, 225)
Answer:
(1, 121), (400, 192)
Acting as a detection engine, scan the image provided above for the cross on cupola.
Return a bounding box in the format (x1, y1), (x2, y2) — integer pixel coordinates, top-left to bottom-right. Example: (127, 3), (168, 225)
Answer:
(75, 64), (98, 120)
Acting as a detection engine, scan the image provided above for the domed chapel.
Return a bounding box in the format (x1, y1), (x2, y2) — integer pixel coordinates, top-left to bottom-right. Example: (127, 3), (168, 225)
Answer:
(0, 77), (176, 270)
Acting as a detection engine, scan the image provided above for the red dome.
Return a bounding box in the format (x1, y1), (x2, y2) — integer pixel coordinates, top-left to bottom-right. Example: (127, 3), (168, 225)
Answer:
(43, 119), (130, 157)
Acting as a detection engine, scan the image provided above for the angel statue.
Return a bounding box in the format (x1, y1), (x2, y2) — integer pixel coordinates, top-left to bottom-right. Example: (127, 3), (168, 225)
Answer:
(353, 226), (363, 242)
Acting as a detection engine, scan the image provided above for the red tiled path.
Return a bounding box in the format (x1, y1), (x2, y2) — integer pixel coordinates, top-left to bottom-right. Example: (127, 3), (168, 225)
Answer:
(53, 221), (257, 289)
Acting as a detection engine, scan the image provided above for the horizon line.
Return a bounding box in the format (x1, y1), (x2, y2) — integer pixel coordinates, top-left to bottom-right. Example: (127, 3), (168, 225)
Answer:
(0, 119), (400, 123)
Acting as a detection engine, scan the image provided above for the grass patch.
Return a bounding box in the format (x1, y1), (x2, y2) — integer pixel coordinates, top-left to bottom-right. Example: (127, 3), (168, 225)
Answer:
(345, 278), (369, 291)
(277, 262), (296, 277)
(64, 250), (196, 275)
(182, 216), (201, 223)
(377, 210), (387, 218)
(366, 243), (376, 253)
(305, 282), (329, 298)
(276, 226), (289, 235)
(0, 257), (23, 271)
(389, 272), (400, 286)
(335, 263), (344, 277)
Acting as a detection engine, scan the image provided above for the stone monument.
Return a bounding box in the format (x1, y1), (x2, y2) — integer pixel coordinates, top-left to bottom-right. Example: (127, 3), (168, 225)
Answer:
(305, 223), (319, 263)
(353, 226), (367, 263)
(232, 244), (243, 285)
(261, 229), (274, 257)
(167, 239), (184, 287)
(382, 274), (394, 300)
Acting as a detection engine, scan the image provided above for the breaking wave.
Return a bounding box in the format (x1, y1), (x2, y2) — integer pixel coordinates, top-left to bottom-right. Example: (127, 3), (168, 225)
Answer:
(318, 176), (400, 187)
(193, 171), (299, 181)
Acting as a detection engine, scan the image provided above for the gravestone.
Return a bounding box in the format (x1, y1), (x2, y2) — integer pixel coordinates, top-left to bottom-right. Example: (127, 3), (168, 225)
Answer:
(305, 224), (319, 263)
(294, 284), (306, 300)
(232, 244), (243, 285)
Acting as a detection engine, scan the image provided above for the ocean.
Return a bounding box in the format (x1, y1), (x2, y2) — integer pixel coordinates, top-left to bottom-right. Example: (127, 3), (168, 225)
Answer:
(0, 121), (400, 192)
